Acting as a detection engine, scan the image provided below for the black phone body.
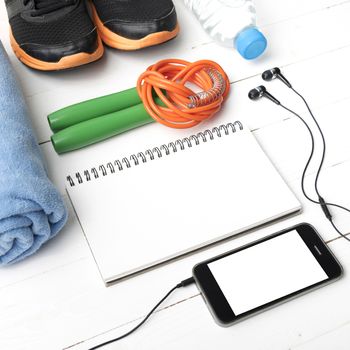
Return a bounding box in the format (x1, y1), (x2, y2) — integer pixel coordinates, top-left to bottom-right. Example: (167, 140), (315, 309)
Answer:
(193, 223), (343, 327)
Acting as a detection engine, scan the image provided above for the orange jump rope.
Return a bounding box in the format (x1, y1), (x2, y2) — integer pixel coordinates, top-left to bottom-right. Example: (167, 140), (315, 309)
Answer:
(137, 59), (230, 128)
(49, 59), (230, 153)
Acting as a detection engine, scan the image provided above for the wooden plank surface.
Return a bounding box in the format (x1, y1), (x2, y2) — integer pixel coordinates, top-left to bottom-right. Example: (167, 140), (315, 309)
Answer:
(0, 1), (350, 349)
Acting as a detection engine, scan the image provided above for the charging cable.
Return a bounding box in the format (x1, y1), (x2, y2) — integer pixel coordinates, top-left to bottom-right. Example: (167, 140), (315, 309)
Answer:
(89, 277), (195, 349)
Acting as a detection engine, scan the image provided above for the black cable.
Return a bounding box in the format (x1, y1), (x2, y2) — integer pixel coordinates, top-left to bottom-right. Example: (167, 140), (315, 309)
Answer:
(279, 104), (319, 204)
(89, 277), (195, 350)
(278, 89), (350, 242)
(291, 87), (326, 198)
(329, 220), (350, 242)
(291, 87), (350, 217)
(325, 202), (350, 213)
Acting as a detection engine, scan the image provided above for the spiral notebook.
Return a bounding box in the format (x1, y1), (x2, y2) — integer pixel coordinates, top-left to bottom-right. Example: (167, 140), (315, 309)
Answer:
(66, 121), (301, 285)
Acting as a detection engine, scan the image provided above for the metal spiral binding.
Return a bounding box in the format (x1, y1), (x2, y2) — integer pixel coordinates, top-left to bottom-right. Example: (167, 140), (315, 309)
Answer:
(66, 121), (243, 187)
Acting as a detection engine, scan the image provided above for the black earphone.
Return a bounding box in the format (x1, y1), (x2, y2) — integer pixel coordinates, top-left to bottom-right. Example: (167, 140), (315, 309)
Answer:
(249, 67), (350, 242)
(262, 67), (292, 88)
(248, 85), (280, 105)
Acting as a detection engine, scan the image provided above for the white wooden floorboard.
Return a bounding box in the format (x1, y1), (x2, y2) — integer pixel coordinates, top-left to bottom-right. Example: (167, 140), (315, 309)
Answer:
(1, 1), (350, 350)
(0, 160), (349, 350)
(1, 0), (350, 143)
(71, 238), (350, 350)
(292, 322), (350, 350)
(39, 40), (350, 197)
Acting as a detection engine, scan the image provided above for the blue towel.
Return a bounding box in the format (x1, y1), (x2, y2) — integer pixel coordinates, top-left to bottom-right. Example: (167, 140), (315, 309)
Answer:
(0, 42), (68, 266)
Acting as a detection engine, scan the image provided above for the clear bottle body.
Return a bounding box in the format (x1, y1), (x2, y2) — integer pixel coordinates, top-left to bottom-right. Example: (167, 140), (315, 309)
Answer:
(184, 0), (266, 59)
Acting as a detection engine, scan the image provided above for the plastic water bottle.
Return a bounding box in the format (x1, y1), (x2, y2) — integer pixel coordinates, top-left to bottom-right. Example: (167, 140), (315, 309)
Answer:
(183, 0), (267, 60)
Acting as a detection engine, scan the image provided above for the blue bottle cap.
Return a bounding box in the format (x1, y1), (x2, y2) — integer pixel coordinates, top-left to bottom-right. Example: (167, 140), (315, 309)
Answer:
(235, 27), (267, 60)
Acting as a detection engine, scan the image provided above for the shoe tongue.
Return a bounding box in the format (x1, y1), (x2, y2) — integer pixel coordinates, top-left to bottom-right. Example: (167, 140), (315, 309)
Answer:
(32, 0), (77, 16)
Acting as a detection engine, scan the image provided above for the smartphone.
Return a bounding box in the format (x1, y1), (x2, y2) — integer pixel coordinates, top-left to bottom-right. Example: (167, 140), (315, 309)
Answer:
(193, 223), (343, 326)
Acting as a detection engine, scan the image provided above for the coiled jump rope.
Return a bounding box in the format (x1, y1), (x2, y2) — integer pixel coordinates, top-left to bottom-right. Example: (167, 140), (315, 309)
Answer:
(49, 59), (230, 154)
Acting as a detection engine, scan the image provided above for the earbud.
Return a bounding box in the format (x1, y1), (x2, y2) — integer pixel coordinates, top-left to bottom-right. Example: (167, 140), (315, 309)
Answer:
(262, 67), (292, 88)
(248, 85), (280, 105)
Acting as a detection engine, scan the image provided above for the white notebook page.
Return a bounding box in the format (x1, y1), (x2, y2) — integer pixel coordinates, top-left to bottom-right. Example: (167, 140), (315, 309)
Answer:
(67, 125), (301, 283)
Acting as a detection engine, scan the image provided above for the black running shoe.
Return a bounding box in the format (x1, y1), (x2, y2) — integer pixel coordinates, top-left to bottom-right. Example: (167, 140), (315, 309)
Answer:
(5, 0), (104, 71)
(90, 0), (179, 50)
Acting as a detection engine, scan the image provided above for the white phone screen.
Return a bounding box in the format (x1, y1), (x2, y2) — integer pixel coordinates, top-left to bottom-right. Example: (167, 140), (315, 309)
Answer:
(208, 230), (328, 315)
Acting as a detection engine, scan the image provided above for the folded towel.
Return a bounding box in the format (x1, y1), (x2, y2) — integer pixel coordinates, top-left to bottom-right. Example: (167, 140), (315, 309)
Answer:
(0, 41), (68, 265)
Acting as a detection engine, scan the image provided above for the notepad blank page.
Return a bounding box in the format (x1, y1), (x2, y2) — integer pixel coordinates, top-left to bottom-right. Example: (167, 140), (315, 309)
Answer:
(67, 128), (300, 282)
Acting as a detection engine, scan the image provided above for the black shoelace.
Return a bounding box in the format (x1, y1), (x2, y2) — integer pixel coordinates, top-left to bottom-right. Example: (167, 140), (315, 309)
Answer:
(23, 0), (77, 16)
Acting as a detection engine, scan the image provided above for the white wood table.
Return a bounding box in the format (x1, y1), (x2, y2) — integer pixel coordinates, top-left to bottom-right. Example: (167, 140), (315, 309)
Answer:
(1, 1), (350, 349)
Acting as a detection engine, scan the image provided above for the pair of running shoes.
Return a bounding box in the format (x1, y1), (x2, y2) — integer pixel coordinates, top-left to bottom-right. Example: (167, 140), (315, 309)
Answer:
(5, 0), (179, 71)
